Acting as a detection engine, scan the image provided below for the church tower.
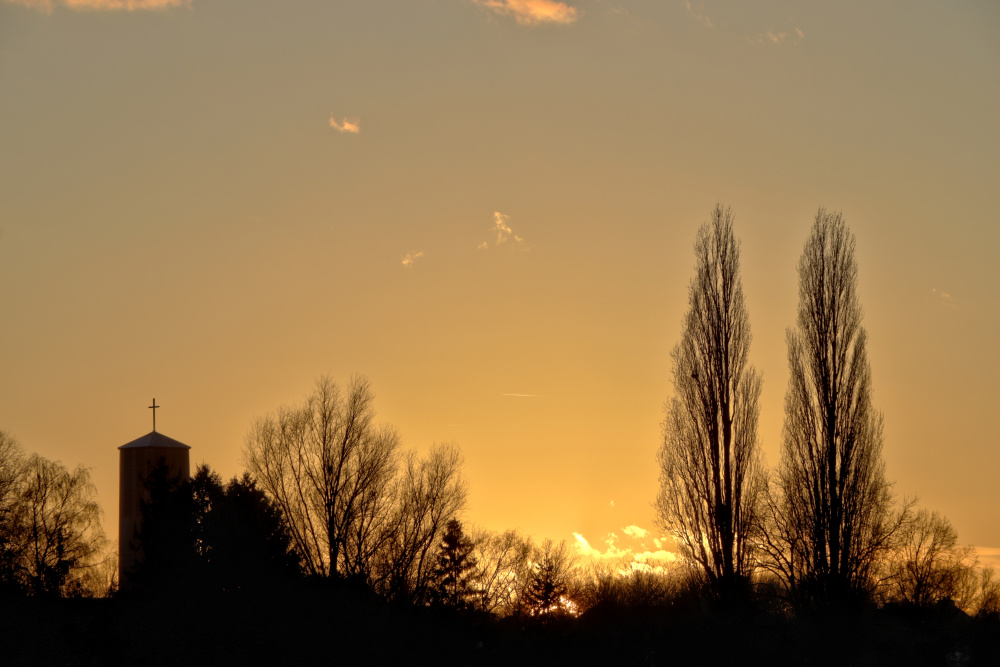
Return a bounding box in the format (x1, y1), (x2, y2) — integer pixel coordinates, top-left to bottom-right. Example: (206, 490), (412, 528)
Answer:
(118, 399), (190, 590)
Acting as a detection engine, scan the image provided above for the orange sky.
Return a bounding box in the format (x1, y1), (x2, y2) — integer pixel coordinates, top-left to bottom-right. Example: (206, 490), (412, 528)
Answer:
(1, 0), (998, 566)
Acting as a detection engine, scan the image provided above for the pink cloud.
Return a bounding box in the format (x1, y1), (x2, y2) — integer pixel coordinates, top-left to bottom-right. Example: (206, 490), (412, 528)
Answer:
(329, 116), (361, 134)
(8, 0), (189, 11)
(472, 0), (578, 25)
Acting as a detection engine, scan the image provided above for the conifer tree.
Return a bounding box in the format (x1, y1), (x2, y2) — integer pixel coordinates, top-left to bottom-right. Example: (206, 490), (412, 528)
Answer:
(524, 539), (571, 617)
(427, 518), (478, 609)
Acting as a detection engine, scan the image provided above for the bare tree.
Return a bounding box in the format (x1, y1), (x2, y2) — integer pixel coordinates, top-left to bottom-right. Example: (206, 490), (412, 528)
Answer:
(655, 204), (763, 599)
(17, 454), (106, 596)
(576, 562), (681, 613)
(470, 528), (533, 616)
(773, 209), (901, 606)
(243, 375), (401, 578)
(244, 377), (467, 594)
(883, 509), (976, 608)
(74, 545), (119, 598)
(374, 443), (467, 603)
(0, 431), (24, 510)
(963, 566), (1000, 617)
(0, 431), (27, 591)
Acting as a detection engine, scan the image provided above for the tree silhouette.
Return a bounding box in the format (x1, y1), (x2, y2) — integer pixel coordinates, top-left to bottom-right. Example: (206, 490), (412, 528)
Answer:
(133, 462), (301, 595)
(884, 509), (976, 608)
(426, 518), (478, 610)
(470, 528), (533, 616)
(375, 444), (467, 604)
(0, 431), (26, 593)
(655, 204), (763, 601)
(243, 376), (400, 579)
(524, 539), (574, 618)
(22, 456), (105, 596)
(244, 377), (466, 597)
(205, 471), (302, 592)
(131, 459), (198, 593)
(770, 209), (902, 607)
(0, 434), (106, 597)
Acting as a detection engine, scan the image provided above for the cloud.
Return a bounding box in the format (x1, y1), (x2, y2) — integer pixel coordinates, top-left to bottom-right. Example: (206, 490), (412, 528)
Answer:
(574, 527), (680, 573)
(471, 0), (578, 25)
(931, 288), (958, 309)
(401, 251), (424, 268)
(753, 22), (805, 45)
(329, 115), (361, 134)
(573, 532), (629, 560)
(976, 547), (1000, 567)
(683, 0), (713, 28)
(622, 525), (647, 539)
(479, 211), (528, 250)
(494, 211), (514, 244)
(7, 0), (189, 11)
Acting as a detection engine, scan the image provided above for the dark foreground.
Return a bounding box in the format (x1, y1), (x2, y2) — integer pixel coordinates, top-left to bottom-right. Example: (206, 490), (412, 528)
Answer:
(1, 590), (998, 666)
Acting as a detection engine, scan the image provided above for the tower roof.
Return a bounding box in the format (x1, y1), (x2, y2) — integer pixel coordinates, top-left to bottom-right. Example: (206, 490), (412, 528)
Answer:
(118, 431), (191, 450)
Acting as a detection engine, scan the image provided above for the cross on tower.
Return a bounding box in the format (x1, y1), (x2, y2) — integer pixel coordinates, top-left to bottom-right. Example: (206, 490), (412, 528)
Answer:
(149, 398), (159, 432)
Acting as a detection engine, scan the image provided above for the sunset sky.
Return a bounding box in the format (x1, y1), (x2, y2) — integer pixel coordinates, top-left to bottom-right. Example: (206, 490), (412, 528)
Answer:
(1, 0), (998, 567)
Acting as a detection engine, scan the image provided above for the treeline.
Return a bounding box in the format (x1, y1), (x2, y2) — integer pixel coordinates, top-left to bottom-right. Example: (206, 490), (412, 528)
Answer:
(131, 376), (580, 618)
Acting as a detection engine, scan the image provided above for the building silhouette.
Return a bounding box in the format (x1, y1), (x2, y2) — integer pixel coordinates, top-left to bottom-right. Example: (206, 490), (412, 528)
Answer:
(118, 402), (190, 590)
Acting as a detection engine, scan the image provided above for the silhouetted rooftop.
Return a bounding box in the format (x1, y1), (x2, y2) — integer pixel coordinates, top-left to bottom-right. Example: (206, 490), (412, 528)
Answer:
(118, 431), (191, 450)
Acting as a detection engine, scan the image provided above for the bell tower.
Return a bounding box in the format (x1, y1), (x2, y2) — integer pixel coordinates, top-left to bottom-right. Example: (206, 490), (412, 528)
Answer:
(118, 399), (190, 590)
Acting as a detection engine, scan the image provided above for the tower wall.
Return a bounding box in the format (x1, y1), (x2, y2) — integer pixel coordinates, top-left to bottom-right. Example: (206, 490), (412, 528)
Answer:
(118, 443), (190, 590)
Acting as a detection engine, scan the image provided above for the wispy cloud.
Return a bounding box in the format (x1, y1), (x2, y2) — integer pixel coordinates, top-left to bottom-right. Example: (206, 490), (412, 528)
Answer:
(683, 0), (712, 28)
(479, 211), (528, 250)
(7, 0), (189, 11)
(931, 287), (959, 310)
(329, 115), (360, 134)
(471, 0), (578, 25)
(976, 547), (1000, 567)
(753, 23), (804, 45)
(401, 251), (424, 268)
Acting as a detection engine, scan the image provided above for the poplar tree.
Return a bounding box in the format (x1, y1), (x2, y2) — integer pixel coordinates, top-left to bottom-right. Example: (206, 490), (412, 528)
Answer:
(775, 209), (898, 606)
(656, 204), (763, 600)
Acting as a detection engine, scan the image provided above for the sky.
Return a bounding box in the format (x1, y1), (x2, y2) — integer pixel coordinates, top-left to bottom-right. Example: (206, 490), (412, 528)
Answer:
(1, 0), (998, 568)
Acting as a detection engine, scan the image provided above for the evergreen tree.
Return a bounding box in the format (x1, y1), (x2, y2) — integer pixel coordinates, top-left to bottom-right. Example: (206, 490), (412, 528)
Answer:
(427, 519), (478, 610)
(133, 463), (300, 596)
(524, 540), (571, 617)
